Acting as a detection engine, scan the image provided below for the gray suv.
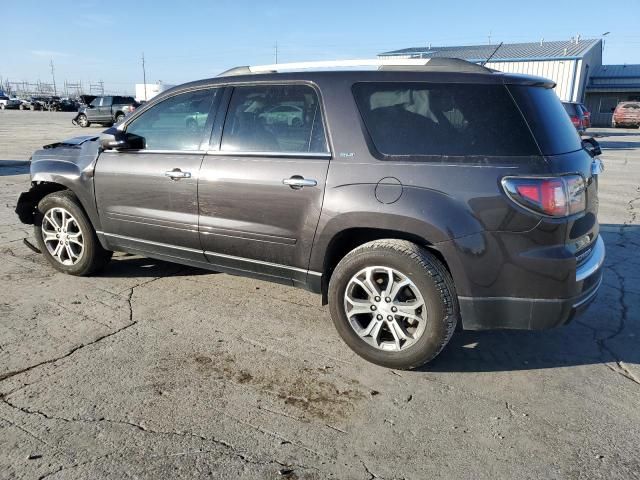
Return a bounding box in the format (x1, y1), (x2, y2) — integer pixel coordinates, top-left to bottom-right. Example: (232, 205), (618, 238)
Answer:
(73, 95), (139, 127)
(15, 58), (605, 369)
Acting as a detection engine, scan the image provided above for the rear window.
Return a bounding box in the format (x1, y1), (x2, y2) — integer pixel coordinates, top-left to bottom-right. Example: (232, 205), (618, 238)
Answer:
(563, 103), (578, 115)
(352, 82), (539, 157)
(509, 86), (582, 155)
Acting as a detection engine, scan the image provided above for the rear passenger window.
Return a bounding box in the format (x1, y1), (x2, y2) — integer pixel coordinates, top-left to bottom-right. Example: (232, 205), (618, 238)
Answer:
(221, 85), (329, 154)
(352, 82), (539, 157)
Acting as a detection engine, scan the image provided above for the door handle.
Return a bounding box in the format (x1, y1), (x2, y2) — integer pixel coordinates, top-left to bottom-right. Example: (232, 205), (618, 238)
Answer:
(165, 169), (191, 180)
(283, 175), (317, 189)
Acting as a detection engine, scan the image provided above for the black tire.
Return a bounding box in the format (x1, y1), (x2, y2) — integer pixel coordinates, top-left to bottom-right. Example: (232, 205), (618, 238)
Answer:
(328, 239), (458, 369)
(77, 113), (90, 127)
(115, 113), (125, 124)
(34, 191), (112, 276)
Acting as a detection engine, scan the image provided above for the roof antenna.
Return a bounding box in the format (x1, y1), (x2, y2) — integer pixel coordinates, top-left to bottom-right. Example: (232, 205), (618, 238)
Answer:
(481, 41), (503, 66)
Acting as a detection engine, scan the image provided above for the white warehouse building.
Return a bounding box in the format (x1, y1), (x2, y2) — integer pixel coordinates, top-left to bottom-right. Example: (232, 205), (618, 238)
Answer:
(135, 82), (175, 102)
(379, 38), (602, 104)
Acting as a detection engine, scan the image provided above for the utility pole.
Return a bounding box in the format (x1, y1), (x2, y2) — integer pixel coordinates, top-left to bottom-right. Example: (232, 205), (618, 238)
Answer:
(50, 59), (57, 95)
(141, 52), (148, 101)
(488, 31), (492, 45)
(274, 42), (278, 64)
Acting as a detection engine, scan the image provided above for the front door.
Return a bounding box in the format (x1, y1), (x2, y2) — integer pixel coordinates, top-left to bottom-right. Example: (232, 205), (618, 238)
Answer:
(198, 84), (331, 285)
(94, 87), (221, 261)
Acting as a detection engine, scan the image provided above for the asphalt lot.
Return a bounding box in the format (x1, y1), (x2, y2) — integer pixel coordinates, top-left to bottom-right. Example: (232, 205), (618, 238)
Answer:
(0, 110), (639, 479)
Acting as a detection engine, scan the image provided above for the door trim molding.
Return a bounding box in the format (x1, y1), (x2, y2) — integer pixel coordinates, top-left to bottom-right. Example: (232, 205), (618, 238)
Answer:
(98, 231), (322, 277)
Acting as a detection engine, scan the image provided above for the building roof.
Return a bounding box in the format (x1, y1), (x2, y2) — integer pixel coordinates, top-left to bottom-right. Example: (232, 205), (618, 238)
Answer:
(590, 64), (640, 79)
(379, 39), (601, 62)
(587, 64), (640, 92)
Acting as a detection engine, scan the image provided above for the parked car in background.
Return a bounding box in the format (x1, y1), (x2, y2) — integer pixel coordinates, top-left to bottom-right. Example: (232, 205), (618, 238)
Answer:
(73, 95), (140, 127)
(562, 102), (589, 133)
(612, 101), (640, 128)
(15, 58), (605, 369)
(0, 95), (9, 109)
(26, 97), (48, 111)
(58, 98), (81, 112)
(3, 98), (23, 110)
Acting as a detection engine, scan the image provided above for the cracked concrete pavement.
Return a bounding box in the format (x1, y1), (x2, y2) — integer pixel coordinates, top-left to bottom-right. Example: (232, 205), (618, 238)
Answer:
(0, 111), (639, 479)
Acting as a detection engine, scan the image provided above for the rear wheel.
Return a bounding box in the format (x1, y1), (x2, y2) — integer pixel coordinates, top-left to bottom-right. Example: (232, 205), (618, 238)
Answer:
(115, 113), (125, 124)
(328, 239), (458, 369)
(35, 191), (112, 276)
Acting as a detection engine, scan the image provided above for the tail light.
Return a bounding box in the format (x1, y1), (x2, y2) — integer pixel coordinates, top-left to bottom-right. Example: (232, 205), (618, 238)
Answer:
(502, 175), (586, 217)
(570, 115), (580, 127)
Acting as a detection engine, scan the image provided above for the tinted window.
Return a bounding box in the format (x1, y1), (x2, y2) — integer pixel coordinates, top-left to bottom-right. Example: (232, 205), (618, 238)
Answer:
(353, 83), (538, 157)
(102, 96), (113, 107)
(125, 88), (217, 151)
(221, 85), (328, 154)
(509, 86), (582, 155)
(563, 103), (578, 115)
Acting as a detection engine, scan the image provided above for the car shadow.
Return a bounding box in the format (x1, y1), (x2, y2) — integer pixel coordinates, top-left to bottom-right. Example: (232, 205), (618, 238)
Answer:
(97, 254), (215, 279)
(420, 224), (639, 373)
(0, 161), (30, 176)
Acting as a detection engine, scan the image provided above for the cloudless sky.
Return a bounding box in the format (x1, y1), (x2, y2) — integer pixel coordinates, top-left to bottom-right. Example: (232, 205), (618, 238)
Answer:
(2, 0), (640, 94)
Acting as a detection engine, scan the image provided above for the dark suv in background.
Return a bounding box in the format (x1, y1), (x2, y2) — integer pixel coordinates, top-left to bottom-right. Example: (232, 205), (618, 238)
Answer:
(16, 58), (605, 369)
(73, 95), (139, 127)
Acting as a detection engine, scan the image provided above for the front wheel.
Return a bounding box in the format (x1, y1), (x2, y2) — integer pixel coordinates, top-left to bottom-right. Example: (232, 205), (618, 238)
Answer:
(328, 240), (458, 369)
(76, 113), (90, 127)
(35, 191), (112, 276)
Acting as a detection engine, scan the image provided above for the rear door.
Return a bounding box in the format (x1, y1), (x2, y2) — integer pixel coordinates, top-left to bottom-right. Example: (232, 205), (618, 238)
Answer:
(94, 87), (221, 262)
(198, 84), (331, 285)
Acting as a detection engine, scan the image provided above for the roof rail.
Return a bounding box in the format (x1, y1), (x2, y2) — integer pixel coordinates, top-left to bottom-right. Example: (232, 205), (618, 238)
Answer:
(217, 58), (432, 77)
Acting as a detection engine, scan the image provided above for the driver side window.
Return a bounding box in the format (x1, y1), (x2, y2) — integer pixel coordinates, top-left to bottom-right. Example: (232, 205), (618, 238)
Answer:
(125, 88), (218, 151)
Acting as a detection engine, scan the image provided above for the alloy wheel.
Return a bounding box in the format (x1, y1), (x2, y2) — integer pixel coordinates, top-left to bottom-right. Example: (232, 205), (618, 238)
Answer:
(42, 207), (85, 265)
(343, 266), (427, 352)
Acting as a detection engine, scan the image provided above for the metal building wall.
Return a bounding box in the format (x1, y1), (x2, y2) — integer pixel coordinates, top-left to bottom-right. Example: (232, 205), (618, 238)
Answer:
(485, 60), (578, 101)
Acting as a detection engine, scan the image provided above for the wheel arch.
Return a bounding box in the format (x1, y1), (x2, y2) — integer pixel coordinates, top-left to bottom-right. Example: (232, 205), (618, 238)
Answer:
(17, 168), (105, 245)
(317, 226), (451, 305)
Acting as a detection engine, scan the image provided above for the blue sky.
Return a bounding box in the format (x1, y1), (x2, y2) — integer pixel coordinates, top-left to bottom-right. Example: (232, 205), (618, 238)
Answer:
(2, 0), (639, 94)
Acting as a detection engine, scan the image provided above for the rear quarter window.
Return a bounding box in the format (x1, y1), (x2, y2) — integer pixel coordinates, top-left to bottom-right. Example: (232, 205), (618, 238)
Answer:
(509, 86), (582, 155)
(352, 82), (539, 158)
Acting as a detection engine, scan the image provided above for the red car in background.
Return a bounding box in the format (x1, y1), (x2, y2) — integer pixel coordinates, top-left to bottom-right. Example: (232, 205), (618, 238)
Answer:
(562, 102), (590, 133)
(612, 101), (640, 128)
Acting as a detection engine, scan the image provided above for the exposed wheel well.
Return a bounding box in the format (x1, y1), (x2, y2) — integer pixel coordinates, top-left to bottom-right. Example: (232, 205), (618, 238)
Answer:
(15, 182), (68, 224)
(320, 227), (450, 304)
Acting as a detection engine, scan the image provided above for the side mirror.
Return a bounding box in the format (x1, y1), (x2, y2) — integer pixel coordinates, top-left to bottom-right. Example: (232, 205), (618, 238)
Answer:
(100, 132), (128, 150)
(100, 129), (144, 151)
(582, 137), (602, 158)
